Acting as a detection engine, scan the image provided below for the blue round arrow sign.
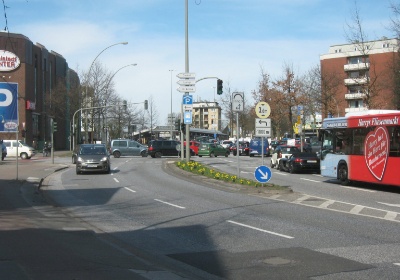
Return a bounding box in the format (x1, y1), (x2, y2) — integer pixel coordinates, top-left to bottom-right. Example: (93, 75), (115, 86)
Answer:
(254, 165), (272, 183)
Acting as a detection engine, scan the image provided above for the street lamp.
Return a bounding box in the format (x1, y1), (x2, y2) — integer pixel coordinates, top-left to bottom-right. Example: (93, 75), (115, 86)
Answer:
(169, 69), (175, 140)
(102, 63), (138, 143)
(83, 41), (128, 143)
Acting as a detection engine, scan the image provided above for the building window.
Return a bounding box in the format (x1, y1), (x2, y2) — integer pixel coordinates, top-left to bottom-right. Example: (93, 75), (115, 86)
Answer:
(383, 43), (390, 48)
(348, 56), (363, 64)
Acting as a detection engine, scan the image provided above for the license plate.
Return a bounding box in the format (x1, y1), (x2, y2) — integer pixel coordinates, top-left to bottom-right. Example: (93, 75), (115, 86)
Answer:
(307, 160), (317, 163)
(87, 164), (98, 168)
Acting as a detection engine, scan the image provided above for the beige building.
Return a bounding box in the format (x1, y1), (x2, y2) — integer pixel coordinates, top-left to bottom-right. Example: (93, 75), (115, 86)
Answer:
(192, 101), (222, 131)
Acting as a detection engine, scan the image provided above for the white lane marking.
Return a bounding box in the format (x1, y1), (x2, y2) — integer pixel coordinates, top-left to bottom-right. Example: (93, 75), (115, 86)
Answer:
(294, 195), (311, 203)
(113, 167), (118, 170)
(113, 178), (119, 183)
(384, 211), (397, 220)
(394, 263), (400, 266)
(300, 178), (320, 183)
(154, 199), (185, 209)
(377, 202), (400, 208)
(319, 200), (335, 208)
(124, 187), (136, 193)
(227, 220), (294, 239)
(340, 186), (376, 192)
(274, 172), (288, 176)
(349, 205), (364, 214)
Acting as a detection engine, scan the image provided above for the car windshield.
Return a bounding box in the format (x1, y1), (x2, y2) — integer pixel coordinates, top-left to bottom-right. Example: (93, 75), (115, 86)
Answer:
(80, 146), (106, 155)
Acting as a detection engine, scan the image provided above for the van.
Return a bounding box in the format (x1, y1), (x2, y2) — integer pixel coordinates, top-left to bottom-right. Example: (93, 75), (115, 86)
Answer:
(2, 140), (36, 159)
(109, 139), (148, 158)
(249, 137), (270, 157)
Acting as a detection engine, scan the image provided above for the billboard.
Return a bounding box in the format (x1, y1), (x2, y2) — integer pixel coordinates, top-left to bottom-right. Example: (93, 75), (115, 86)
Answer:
(0, 82), (19, 132)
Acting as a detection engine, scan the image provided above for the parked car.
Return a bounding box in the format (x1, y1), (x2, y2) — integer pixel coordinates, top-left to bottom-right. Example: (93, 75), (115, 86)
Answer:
(270, 145), (300, 168)
(249, 137), (270, 157)
(2, 140), (36, 159)
(232, 141), (250, 156)
(109, 139), (147, 158)
(198, 143), (230, 157)
(148, 140), (181, 158)
(278, 152), (320, 174)
(1, 141), (7, 161)
(75, 144), (111, 174)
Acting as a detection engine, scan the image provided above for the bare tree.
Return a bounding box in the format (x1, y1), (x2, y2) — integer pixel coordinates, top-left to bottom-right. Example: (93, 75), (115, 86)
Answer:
(388, 2), (400, 109)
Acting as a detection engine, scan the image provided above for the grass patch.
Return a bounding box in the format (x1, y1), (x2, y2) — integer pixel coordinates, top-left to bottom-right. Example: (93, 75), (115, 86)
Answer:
(176, 160), (286, 190)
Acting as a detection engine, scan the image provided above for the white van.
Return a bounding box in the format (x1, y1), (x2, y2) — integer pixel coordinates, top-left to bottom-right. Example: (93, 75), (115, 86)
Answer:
(2, 140), (36, 159)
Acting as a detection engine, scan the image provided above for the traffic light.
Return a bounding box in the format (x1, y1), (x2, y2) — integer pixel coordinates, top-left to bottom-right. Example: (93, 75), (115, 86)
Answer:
(217, 79), (223, 95)
(181, 123), (186, 134)
(52, 120), (57, 133)
(175, 119), (180, 130)
(144, 100), (148, 110)
(122, 100), (127, 111)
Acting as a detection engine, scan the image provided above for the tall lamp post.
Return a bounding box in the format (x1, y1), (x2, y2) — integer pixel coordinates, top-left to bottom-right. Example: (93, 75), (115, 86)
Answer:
(84, 41), (128, 143)
(169, 69), (175, 140)
(102, 63), (137, 143)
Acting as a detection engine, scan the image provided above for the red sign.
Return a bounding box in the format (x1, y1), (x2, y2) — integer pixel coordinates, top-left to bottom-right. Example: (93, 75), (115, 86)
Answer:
(26, 100), (36, 110)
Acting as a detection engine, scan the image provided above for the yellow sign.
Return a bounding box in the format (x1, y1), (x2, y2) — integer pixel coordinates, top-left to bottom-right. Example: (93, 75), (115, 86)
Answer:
(297, 115), (301, 124)
(255, 102), (271, 118)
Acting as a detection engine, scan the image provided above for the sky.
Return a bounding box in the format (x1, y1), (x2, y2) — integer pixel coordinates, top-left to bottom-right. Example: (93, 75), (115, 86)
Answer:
(1, 0), (396, 125)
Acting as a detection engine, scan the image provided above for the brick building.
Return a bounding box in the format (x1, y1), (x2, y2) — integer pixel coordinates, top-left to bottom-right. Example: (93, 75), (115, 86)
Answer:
(0, 32), (79, 150)
(320, 38), (399, 117)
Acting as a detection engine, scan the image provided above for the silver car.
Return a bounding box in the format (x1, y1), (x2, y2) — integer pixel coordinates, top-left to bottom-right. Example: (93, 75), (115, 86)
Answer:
(75, 144), (111, 174)
(109, 139), (147, 158)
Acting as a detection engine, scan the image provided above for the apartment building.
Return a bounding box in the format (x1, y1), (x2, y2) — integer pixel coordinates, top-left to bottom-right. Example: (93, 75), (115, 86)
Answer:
(320, 38), (399, 117)
(192, 101), (222, 131)
(0, 32), (79, 150)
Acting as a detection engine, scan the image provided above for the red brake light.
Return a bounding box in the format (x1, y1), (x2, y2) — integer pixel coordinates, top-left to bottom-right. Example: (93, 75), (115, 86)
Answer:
(294, 158), (302, 163)
(148, 146), (154, 151)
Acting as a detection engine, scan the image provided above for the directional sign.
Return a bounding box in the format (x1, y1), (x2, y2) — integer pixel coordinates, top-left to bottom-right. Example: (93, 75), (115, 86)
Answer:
(184, 111), (192, 124)
(177, 86), (196, 93)
(232, 92), (244, 112)
(255, 127), (271, 137)
(255, 102), (271, 118)
(254, 165), (272, 183)
(255, 118), (271, 128)
(177, 79), (196, 86)
(182, 95), (193, 105)
(177, 72), (196, 79)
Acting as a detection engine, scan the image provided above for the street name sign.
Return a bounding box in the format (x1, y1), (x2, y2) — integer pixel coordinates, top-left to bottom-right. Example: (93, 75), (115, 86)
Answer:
(177, 72), (196, 79)
(177, 79), (196, 86)
(177, 86), (196, 93)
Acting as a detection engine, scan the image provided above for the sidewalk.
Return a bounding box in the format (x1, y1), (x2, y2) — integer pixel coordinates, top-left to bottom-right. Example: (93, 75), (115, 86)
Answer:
(0, 151), (190, 280)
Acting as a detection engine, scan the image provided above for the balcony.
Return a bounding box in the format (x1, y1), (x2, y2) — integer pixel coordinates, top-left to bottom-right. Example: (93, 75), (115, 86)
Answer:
(344, 62), (370, 71)
(345, 107), (368, 113)
(345, 93), (366, 100)
(344, 77), (368, 85)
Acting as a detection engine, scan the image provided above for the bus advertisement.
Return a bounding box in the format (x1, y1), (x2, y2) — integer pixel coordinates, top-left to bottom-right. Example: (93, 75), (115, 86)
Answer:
(319, 110), (400, 187)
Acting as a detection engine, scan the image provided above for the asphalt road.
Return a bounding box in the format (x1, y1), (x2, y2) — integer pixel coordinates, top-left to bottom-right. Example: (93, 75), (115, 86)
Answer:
(40, 155), (400, 279)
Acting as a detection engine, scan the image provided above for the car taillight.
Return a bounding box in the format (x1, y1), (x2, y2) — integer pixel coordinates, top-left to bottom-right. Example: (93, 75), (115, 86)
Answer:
(148, 146), (154, 151)
(294, 158), (302, 163)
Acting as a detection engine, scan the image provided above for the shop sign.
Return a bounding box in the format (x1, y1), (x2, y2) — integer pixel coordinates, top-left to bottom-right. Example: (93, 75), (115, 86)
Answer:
(0, 50), (20, 71)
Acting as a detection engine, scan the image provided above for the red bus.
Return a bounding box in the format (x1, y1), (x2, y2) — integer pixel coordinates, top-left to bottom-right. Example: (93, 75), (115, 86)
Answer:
(319, 110), (400, 187)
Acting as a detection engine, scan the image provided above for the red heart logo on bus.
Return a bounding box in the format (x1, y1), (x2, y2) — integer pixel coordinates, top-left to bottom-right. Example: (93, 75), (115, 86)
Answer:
(364, 126), (389, 181)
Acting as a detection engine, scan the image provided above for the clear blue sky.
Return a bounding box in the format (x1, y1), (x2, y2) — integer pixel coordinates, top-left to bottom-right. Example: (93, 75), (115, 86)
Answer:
(2, 0), (395, 124)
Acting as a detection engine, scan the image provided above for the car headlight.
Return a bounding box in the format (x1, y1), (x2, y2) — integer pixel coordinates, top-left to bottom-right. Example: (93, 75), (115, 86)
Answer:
(100, 157), (108, 162)
(77, 157), (83, 163)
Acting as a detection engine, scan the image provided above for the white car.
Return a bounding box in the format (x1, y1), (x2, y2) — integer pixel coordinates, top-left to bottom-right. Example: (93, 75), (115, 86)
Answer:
(221, 140), (233, 149)
(2, 140), (36, 159)
(270, 145), (300, 168)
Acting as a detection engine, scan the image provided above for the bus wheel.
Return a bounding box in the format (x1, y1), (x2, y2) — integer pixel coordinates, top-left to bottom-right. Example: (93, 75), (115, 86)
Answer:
(338, 164), (349, 186)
